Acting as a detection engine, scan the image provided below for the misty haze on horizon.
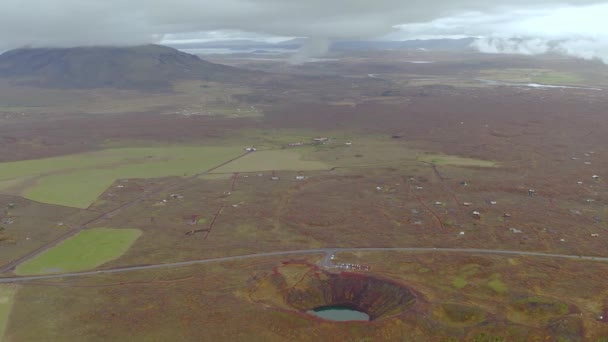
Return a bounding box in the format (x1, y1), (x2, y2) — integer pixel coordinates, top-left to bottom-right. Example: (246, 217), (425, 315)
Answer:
(2, 0), (608, 63)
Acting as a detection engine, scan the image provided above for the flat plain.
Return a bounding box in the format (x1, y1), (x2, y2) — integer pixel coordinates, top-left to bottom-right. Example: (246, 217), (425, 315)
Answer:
(1, 50), (608, 341)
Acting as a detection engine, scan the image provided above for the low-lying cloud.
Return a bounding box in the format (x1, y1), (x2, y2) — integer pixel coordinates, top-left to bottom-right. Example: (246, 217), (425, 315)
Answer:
(1, 0), (605, 51)
(2, 0), (608, 64)
(392, 3), (608, 63)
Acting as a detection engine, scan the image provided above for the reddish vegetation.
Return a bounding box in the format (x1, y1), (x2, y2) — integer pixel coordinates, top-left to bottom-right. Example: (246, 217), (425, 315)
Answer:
(277, 267), (417, 320)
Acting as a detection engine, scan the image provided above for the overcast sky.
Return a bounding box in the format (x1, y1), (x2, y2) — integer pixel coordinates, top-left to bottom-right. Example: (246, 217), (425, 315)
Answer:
(1, 0), (607, 62)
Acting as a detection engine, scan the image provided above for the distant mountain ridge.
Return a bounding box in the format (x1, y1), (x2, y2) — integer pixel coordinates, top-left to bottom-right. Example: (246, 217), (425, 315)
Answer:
(0, 44), (248, 90)
(166, 37), (477, 53)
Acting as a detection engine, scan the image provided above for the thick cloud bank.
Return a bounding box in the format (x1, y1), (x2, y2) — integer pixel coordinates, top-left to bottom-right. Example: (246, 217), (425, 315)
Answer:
(0, 0), (604, 50)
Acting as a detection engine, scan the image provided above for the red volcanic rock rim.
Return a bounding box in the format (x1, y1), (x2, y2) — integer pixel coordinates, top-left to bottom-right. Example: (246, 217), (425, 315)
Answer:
(284, 271), (417, 321)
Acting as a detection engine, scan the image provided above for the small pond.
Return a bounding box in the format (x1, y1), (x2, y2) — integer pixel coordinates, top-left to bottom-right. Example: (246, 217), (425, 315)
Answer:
(307, 305), (370, 322)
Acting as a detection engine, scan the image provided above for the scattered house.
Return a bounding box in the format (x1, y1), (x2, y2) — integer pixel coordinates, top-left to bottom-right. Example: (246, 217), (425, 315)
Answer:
(345, 141), (353, 146)
(376, 186), (383, 191)
(503, 213), (512, 218)
(116, 185), (125, 188)
(472, 211), (481, 219)
(560, 238), (566, 242)
(509, 228), (523, 234)
(334, 263), (370, 271)
(463, 202), (473, 207)
(413, 221), (422, 225)
(460, 181), (468, 186)
(490, 201), (497, 205)
(593, 175), (600, 180)
(313, 137), (329, 143)
(528, 189), (536, 196)
(288, 142), (304, 147)
(586, 199), (595, 203)
(415, 186), (424, 190)
(271, 176), (280, 181)
(591, 233), (600, 237)
(244, 147), (257, 152)
(170, 194), (184, 199)
(571, 157), (578, 160)
(295, 175), (306, 180)
(434, 202), (444, 206)
(585, 162), (592, 165)
(585, 153), (591, 157)
(577, 181), (584, 185)
(257, 173), (264, 177)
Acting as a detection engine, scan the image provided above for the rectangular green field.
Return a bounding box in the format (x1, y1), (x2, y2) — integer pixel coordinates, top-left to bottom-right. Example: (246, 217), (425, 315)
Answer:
(418, 154), (496, 167)
(0, 145), (242, 208)
(15, 228), (142, 275)
(211, 149), (328, 173)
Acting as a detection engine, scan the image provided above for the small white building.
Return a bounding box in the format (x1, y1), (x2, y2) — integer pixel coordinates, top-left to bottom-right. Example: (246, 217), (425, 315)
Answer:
(244, 147), (257, 152)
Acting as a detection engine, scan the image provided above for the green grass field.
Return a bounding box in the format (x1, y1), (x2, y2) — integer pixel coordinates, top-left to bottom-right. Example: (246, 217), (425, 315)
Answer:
(211, 149), (328, 173)
(0, 145), (242, 208)
(0, 285), (16, 341)
(15, 228), (142, 275)
(479, 68), (585, 85)
(419, 154), (496, 167)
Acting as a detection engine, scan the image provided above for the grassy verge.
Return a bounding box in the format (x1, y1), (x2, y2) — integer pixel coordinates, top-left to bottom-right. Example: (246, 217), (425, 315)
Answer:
(0, 285), (16, 341)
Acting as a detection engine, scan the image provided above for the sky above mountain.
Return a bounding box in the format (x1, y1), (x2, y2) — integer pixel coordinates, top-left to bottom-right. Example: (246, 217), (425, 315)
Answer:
(2, 0), (607, 62)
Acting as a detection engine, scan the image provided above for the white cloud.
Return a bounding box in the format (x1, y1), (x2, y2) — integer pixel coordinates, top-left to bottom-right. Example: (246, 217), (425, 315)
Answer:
(391, 3), (608, 62)
(0, 0), (605, 50)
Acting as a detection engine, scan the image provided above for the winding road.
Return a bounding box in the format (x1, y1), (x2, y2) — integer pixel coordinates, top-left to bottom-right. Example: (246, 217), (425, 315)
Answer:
(2, 247), (608, 284)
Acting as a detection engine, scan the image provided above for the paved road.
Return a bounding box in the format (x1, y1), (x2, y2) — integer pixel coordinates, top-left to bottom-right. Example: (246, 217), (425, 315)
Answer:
(2, 247), (608, 284)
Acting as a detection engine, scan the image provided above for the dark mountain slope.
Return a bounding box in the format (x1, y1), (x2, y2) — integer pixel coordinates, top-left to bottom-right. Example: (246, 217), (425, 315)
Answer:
(0, 44), (249, 90)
